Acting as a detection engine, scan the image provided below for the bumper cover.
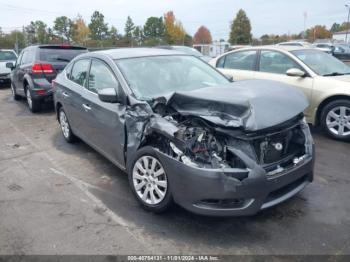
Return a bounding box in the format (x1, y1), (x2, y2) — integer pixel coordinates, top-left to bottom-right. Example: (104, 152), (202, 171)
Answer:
(155, 149), (314, 217)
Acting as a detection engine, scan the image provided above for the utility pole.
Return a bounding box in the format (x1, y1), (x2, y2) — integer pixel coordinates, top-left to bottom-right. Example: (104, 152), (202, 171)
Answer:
(346, 5), (350, 43)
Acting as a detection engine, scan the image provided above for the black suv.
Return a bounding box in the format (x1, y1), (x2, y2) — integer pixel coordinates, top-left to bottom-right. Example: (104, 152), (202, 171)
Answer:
(6, 45), (88, 112)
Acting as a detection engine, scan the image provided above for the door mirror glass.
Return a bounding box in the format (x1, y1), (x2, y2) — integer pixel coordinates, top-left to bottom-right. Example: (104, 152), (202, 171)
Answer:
(98, 88), (119, 103)
(6, 62), (15, 70)
(286, 68), (306, 77)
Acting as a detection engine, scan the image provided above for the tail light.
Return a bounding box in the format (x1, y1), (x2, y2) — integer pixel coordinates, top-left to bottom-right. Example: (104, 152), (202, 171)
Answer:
(32, 63), (54, 74)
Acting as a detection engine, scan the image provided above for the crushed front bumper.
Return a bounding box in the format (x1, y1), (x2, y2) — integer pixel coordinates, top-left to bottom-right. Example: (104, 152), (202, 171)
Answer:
(155, 148), (314, 217)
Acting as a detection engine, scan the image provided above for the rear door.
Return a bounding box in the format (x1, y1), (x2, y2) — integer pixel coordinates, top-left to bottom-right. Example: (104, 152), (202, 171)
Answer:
(61, 58), (91, 139)
(79, 58), (126, 167)
(12, 51), (23, 90)
(216, 50), (257, 81)
(16, 49), (34, 95)
(254, 50), (314, 117)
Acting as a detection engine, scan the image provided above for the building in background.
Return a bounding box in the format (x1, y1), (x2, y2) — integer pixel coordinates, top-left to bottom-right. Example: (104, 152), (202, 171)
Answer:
(332, 30), (350, 43)
(193, 40), (230, 58)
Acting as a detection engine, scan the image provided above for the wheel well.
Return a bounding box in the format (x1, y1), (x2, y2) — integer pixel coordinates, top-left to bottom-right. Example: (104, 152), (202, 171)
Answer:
(23, 79), (29, 91)
(316, 95), (350, 125)
(56, 102), (62, 121)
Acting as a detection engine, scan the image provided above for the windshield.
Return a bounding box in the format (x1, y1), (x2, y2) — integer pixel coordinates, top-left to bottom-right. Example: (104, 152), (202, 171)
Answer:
(292, 49), (350, 76)
(115, 55), (229, 100)
(0, 51), (17, 61)
(39, 48), (87, 63)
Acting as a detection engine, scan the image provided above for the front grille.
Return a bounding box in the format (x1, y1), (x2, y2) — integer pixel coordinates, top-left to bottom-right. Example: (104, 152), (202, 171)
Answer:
(251, 123), (306, 165)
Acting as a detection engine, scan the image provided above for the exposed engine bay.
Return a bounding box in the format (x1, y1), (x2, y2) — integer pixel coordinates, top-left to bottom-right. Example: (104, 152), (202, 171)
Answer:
(146, 99), (311, 177)
(126, 81), (313, 180)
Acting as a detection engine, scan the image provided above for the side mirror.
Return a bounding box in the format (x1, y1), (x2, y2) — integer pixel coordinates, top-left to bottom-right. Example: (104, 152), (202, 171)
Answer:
(224, 74), (234, 82)
(6, 62), (15, 70)
(286, 68), (305, 77)
(98, 88), (119, 103)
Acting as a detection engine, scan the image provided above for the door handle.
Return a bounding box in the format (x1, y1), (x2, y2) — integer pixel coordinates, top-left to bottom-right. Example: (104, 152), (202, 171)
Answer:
(62, 92), (70, 98)
(82, 104), (91, 111)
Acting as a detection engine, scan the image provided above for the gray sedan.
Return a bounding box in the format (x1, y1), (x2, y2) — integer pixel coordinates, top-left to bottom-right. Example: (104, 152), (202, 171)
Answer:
(53, 48), (314, 216)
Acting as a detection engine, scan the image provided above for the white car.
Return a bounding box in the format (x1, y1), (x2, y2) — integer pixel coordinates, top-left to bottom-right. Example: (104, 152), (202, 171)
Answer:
(0, 49), (17, 85)
(210, 46), (350, 141)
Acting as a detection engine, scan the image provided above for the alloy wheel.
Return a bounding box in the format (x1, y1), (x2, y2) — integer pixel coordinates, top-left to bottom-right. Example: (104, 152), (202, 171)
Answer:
(59, 110), (70, 139)
(132, 156), (168, 205)
(326, 106), (350, 137)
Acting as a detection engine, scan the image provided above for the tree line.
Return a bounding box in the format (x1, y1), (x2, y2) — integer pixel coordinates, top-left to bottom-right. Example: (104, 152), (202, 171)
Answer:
(0, 11), (195, 50)
(0, 8), (348, 51)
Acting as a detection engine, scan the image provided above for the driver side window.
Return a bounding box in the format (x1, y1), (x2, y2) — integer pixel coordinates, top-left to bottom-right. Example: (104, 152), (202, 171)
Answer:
(259, 50), (303, 75)
(87, 59), (120, 94)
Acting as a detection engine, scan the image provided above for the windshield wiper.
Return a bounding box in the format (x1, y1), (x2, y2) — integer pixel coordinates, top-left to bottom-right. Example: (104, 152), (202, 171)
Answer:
(323, 72), (346, 76)
(55, 57), (71, 62)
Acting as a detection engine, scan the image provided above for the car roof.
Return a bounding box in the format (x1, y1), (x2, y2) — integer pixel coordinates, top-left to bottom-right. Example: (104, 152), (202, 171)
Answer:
(233, 45), (310, 52)
(95, 48), (186, 60)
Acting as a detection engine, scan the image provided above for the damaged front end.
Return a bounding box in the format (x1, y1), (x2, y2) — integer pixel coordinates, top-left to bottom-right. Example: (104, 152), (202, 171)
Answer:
(125, 82), (314, 216)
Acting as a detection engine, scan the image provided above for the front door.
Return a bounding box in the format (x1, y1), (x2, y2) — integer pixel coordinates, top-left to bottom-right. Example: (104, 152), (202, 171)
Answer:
(79, 59), (126, 167)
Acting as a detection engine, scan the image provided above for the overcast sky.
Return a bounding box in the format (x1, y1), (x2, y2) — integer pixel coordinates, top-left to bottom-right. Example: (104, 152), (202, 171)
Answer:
(0, 0), (348, 40)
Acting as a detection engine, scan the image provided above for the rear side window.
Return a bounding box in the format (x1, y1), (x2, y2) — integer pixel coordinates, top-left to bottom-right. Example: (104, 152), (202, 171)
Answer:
(39, 48), (87, 63)
(87, 60), (119, 94)
(70, 59), (90, 87)
(222, 50), (257, 70)
(21, 50), (34, 64)
(0, 51), (17, 61)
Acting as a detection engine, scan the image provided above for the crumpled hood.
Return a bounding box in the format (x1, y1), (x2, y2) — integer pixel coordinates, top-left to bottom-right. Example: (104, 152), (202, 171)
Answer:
(166, 80), (309, 131)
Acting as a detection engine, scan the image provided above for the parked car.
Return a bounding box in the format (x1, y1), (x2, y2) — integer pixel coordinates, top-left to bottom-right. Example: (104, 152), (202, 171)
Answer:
(277, 41), (313, 48)
(313, 43), (334, 54)
(53, 48), (314, 216)
(210, 46), (350, 141)
(0, 49), (17, 85)
(6, 45), (88, 112)
(157, 45), (212, 62)
(332, 44), (350, 61)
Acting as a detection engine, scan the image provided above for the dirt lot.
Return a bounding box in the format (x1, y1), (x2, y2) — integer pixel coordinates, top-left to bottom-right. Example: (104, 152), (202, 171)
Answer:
(0, 86), (349, 255)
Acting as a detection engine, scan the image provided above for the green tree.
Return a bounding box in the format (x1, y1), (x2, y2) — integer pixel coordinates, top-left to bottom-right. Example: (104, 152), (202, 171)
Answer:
(89, 11), (108, 41)
(24, 22), (37, 44)
(34, 21), (49, 44)
(330, 23), (341, 33)
(133, 26), (144, 46)
(54, 16), (74, 42)
(124, 16), (135, 46)
(143, 17), (165, 41)
(229, 9), (252, 45)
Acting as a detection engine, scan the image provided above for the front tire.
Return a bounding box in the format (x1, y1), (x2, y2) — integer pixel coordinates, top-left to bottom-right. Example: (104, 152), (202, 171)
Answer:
(58, 108), (76, 143)
(321, 99), (350, 141)
(128, 147), (173, 213)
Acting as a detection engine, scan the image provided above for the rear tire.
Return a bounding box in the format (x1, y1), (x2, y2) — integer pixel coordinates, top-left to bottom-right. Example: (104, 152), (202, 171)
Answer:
(320, 99), (350, 141)
(26, 87), (41, 113)
(58, 108), (76, 143)
(11, 83), (21, 101)
(128, 146), (173, 213)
